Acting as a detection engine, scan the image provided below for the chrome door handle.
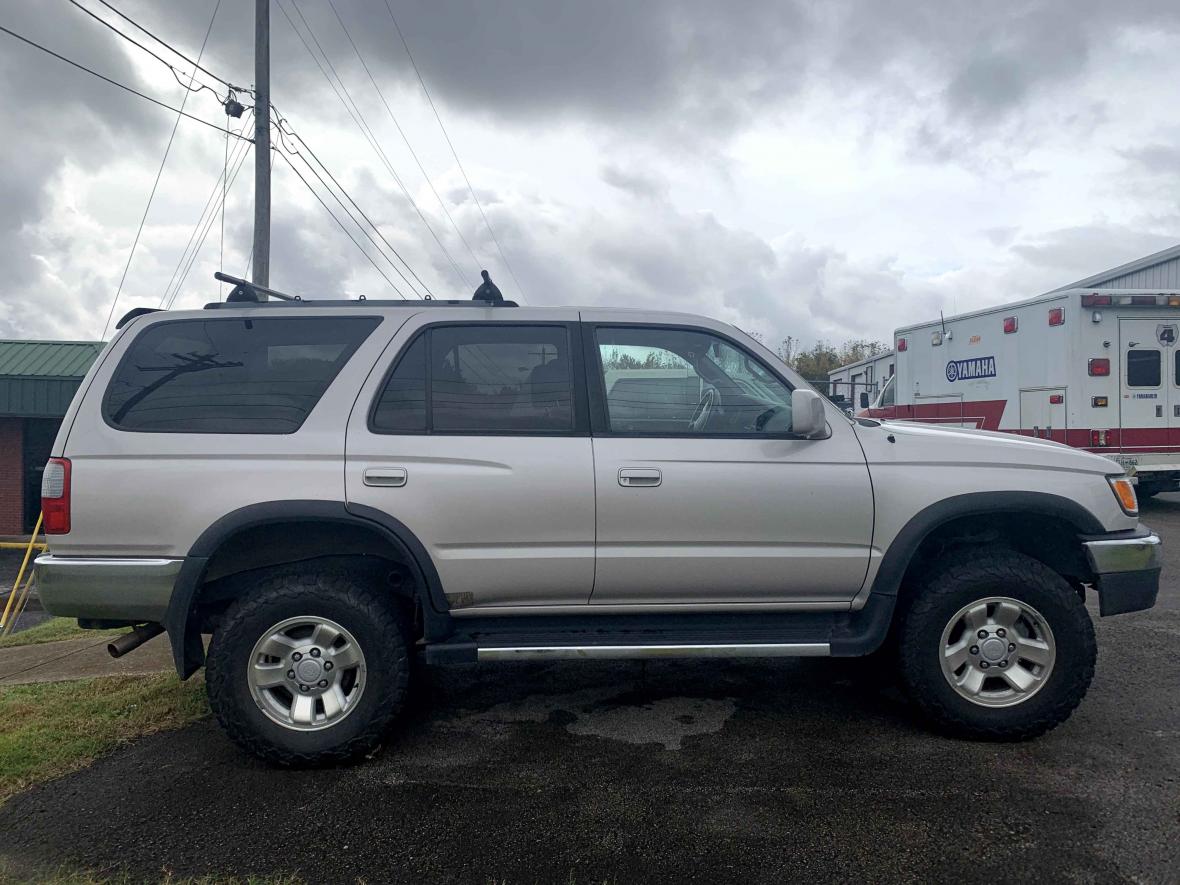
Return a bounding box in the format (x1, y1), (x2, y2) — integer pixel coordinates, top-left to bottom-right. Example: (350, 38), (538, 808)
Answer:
(619, 468), (661, 487)
(363, 468), (407, 487)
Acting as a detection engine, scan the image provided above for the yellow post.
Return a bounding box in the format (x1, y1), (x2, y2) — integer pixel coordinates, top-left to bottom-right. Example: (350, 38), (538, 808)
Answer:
(0, 512), (42, 631)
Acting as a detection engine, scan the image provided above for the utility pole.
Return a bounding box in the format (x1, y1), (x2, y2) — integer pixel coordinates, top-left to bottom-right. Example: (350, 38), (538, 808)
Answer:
(252, 0), (270, 293)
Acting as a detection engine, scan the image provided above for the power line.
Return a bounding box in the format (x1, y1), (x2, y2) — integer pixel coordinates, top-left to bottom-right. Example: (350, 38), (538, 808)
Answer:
(94, 0), (232, 88)
(64, 0), (226, 100)
(327, 0), (485, 276)
(101, 0), (223, 338)
(272, 114), (426, 298)
(0, 24), (249, 140)
(382, 0), (528, 301)
(161, 112), (255, 310)
(274, 149), (409, 299)
(275, 0), (468, 286)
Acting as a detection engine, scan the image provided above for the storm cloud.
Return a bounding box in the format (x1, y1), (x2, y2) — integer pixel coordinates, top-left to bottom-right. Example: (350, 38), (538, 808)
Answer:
(0, 0), (1178, 345)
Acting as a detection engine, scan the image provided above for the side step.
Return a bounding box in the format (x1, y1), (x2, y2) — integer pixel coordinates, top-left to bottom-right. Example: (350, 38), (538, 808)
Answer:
(475, 642), (829, 662)
(423, 596), (895, 665)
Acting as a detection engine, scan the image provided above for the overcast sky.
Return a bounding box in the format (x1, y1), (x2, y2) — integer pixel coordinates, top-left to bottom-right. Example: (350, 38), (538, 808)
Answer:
(1, 0), (1178, 348)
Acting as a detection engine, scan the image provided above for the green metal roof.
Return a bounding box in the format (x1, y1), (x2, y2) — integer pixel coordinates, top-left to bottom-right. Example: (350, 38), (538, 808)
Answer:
(0, 340), (105, 418)
(0, 340), (104, 379)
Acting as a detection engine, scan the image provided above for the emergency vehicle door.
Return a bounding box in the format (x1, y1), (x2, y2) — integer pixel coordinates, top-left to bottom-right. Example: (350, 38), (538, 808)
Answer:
(1119, 318), (1174, 450)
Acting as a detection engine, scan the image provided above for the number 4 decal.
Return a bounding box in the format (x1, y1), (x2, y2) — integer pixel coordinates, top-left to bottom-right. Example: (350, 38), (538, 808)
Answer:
(1158, 324), (1178, 346)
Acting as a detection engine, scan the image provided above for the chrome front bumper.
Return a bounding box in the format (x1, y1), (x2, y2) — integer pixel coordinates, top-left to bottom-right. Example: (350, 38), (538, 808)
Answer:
(34, 554), (182, 623)
(1081, 527), (1162, 616)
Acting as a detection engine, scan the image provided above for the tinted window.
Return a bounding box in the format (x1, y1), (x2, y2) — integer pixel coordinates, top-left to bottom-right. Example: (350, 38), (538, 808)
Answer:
(596, 327), (793, 434)
(106, 317), (379, 433)
(1175, 351), (1180, 386)
(1127, 350), (1160, 387)
(371, 334), (426, 432)
(429, 326), (573, 432)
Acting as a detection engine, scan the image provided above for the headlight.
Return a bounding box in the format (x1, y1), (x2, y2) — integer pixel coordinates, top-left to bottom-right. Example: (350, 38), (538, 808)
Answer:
(1108, 475), (1138, 516)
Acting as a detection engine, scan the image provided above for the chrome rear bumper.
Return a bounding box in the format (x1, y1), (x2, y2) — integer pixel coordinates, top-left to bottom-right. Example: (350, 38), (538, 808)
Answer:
(34, 554), (182, 623)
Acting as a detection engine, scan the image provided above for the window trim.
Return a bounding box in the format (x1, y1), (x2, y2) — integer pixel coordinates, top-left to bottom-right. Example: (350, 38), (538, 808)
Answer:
(367, 320), (590, 437)
(101, 314), (382, 435)
(583, 322), (809, 440)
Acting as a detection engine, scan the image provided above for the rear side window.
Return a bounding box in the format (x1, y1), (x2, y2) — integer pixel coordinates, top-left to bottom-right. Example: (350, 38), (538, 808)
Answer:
(1127, 349), (1160, 388)
(371, 325), (575, 434)
(105, 316), (380, 433)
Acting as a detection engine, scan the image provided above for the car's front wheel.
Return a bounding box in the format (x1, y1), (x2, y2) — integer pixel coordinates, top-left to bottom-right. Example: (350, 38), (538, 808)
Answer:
(897, 548), (1096, 740)
(206, 568), (411, 766)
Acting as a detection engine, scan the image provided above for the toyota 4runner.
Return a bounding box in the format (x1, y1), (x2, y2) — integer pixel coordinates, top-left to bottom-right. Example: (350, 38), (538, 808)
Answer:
(34, 275), (1162, 765)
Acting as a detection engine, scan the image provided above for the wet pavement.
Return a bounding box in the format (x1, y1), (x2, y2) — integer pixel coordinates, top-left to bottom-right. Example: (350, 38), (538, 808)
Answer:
(1, 500), (1178, 883)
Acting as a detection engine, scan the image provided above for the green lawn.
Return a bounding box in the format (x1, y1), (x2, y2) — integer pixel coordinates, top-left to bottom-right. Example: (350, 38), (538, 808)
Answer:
(0, 674), (208, 803)
(0, 617), (122, 649)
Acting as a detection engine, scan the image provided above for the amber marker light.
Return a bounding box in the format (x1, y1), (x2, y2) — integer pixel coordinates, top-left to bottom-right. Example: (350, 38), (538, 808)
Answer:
(1108, 476), (1138, 516)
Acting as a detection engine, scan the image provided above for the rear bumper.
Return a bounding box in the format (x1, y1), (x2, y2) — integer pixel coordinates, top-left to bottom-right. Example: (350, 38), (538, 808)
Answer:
(34, 554), (181, 623)
(1081, 527), (1162, 616)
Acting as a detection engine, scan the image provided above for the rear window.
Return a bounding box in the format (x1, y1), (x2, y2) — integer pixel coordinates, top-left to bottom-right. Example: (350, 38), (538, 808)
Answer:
(104, 316), (380, 433)
(1127, 349), (1161, 388)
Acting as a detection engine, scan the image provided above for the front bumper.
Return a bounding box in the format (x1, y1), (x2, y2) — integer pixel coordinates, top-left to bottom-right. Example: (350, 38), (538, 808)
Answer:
(1081, 526), (1162, 616)
(34, 554), (182, 623)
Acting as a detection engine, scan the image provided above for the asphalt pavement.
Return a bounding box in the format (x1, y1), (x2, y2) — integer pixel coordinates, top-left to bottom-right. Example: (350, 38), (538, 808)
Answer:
(1, 501), (1178, 884)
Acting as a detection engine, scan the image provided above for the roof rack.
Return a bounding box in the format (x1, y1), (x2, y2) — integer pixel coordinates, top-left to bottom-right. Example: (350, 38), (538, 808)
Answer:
(207, 272), (518, 309)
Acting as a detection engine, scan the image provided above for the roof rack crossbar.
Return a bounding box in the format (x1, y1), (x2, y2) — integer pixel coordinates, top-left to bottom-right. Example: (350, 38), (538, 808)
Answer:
(214, 272), (299, 303)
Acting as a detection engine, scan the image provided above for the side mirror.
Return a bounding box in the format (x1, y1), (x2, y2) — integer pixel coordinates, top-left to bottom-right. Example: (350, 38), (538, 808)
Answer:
(859, 392), (870, 409)
(791, 389), (827, 438)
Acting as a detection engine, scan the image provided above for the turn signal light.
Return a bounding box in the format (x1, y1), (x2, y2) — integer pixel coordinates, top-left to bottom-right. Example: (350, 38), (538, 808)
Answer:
(1082, 294), (1113, 307)
(1169, 296), (1180, 307)
(1092, 396), (1109, 407)
(41, 458), (71, 534)
(1003, 317), (1018, 334)
(1088, 358), (1110, 376)
(1048, 308), (1064, 326)
(1108, 475), (1138, 516)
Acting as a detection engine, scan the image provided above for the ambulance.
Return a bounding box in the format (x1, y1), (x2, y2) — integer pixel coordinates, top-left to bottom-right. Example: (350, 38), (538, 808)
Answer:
(859, 288), (1180, 497)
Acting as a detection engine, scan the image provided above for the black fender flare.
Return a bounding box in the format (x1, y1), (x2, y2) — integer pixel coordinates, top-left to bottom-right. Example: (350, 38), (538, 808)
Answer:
(163, 500), (452, 678)
(868, 490), (1104, 599)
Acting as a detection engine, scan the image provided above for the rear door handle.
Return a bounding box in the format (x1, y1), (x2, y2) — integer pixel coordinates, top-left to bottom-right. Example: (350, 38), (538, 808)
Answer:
(363, 468), (407, 487)
(619, 468), (661, 487)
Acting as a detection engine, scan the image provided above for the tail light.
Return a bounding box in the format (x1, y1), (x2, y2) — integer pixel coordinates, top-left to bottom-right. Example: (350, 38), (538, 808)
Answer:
(1003, 317), (1018, 334)
(1048, 308), (1064, 326)
(1090, 430), (1111, 447)
(1082, 294), (1113, 307)
(896, 337), (908, 352)
(1088, 358), (1110, 376)
(41, 458), (71, 534)
(1049, 394), (1064, 404)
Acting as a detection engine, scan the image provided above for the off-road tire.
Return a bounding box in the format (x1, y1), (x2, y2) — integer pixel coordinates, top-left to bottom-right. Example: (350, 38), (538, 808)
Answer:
(206, 568), (411, 766)
(898, 548), (1096, 740)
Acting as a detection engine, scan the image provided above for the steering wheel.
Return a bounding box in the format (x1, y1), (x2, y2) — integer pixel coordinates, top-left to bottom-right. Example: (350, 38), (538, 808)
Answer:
(689, 385), (719, 432)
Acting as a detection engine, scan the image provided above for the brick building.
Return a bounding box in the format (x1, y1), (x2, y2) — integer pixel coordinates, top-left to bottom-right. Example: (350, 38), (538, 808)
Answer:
(0, 340), (103, 535)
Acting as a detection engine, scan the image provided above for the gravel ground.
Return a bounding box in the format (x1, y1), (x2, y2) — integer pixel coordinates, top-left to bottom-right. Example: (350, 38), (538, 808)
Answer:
(1, 502), (1178, 884)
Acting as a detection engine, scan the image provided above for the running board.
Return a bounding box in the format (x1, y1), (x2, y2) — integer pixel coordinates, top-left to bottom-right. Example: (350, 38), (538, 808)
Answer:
(475, 642), (830, 661)
(423, 596), (895, 666)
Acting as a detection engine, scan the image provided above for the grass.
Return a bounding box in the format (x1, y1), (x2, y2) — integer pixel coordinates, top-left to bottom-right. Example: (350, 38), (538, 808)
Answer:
(0, 673), (208, 803)
(0, 617), (122, 649)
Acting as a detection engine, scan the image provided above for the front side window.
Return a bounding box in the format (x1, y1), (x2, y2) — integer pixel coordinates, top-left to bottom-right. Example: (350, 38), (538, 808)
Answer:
(596, 327), (793, 434)
(105, 316), (380, 433)
(1127, 349), (1161, 388)
(878, 375), (896, 408)
(371, 325), (574, 433)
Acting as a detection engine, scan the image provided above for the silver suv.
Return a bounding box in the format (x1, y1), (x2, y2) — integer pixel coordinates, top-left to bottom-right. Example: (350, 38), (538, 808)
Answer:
(35, 275), (1161, 764)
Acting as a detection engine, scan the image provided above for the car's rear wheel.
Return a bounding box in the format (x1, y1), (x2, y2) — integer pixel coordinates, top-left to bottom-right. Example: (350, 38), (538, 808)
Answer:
(898, 548), (1096, 740)
(206, 568), (411, 766)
